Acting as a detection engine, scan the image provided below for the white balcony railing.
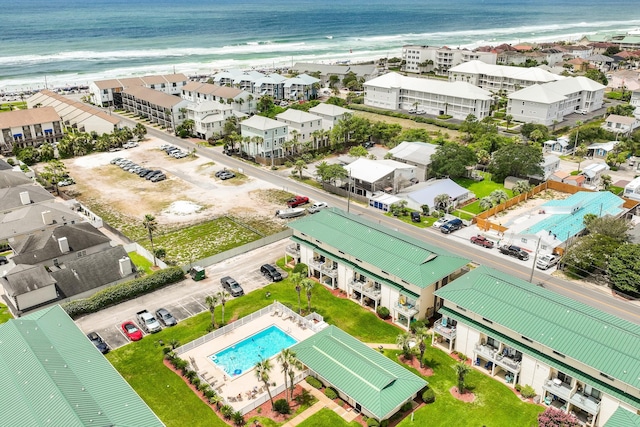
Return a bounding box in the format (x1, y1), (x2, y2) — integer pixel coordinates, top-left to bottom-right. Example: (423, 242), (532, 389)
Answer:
(569, 393), (600, 415)
(349, 280), (381, 300)
(543, 379), (572, 400)
(433, 322), (456, 340)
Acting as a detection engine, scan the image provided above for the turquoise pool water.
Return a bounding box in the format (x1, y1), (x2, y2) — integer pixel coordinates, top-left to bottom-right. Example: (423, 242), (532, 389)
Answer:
(210, 325), (297, 377)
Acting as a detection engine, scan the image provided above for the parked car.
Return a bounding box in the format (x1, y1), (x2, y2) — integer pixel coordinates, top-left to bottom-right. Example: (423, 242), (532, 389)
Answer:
(432, 217), (449, 228)
(408, 108), (417, 114)
(145, 170), (162, 180)
(536, 253), (560, 270)
(121, 321), (143, 341)
(58, 178), (75, 187)
(155, 308), (178, 327)
(307, 202), (328, 214)
(260, 264), (282, 282)
(215, 169), (227, 178)
(219, 171), (235, 180)
(440, 218), (463, 234)
(150, 173), (166, 182)
(470, 235), (494, 248)
(220, 276), (244, 297)
(411, 212), (421, 223)
(110, 157), (123, 164)
(416, 109), (426, 115)
(499, 245), (530, 261)
(87, 331), (109, 354)
(138, 168), (151, 177)
(0, 256), (8, 265)
(287, 196), (309, 208)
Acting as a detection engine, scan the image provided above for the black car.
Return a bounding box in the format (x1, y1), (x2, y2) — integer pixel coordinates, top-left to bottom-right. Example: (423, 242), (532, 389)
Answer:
(87, 331), (109, 354)
(145, 170), (162, 180)
(260, 264), (282, 282)
(499, 245), (530, 261)
(440, 218), (463, 234)
(220, 276), (244, 297)
(155, 308), (178, 327)
(0, 256), (8, 265)
(138, 168), (151, 177)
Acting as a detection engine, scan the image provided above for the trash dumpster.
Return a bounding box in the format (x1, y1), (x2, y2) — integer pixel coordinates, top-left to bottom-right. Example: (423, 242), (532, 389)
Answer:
(189, 266), (206, 281)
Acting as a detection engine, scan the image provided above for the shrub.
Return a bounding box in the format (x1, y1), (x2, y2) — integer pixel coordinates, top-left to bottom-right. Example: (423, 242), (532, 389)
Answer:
(520, 384), (536, 398)
(295, 388), (314, 406)
(274, 398), (291, 415)
(400, 401), (413, 412)
(220, 405), (234, 419)
(380, 420), (389, 427)
(62, 267), (185, 318)
(410, 320), (426, 333)
(422, 388), (436, 404)
(293, 262), (308, 275)
(324, 387), (338, 400)
(376, 306), (390, 319)
(306, 376), (323, 389)
(367, 418), (380, 426)
(515, 384), (522, 392)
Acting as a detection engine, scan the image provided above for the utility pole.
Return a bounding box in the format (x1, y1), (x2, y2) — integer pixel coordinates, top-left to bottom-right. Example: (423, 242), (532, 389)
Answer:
(347, 170), (352, 213)
(529, 236), (542, 283)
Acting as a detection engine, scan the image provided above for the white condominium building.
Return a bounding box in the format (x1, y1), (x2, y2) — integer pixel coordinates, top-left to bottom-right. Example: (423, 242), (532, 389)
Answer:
(402, 45), (497, 75)
(364, 72), (492, 120)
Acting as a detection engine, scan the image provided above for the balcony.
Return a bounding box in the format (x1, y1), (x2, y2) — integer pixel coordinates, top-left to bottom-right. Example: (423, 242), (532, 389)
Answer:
(494, 353), (521, 372)
(350, 280), (381, 301)
(474, 344), (498, 361)
(543, 379), (572, 401)
(395, 299), (418, 317)
(285, 244), (300, 258)
(433, 322), (456, 340)
(320, 265), (337, 278)
(569, 393), (600, 415)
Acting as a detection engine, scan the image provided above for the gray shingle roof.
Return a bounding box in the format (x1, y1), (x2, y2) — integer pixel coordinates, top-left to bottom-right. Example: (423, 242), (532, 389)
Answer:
(0, 264), (56, 296)
(0, 185), (55, 212)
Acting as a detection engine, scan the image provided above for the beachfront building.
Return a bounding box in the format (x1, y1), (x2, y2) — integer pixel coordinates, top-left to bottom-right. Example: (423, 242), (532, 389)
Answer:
(0, 305), (164, 425)
(308, 103), (351, 131)
(363, 72), (492, 120)
(507, 77), (605, 125)
(180, 81), (254, 114)
(433, 265), (640, 427)
(239, 115), (288, 161)
(291, 325), (427, 423)
(283, 73), (320, 100)
(89, 73), (188, 107)
(448, 60), (564, 93)
(286, 208), (470, 329)
(211, 69), (265, 92)
(290, 63), (378, 88)
(253, 73), (287, 99)
(275, 109), (323, 145)
(0, 107), (64, 154)
(401, 45), (497, 75)
(121, 86), (188, 131)
(387, 141), (438, 180)
(27, 90), (122, 135)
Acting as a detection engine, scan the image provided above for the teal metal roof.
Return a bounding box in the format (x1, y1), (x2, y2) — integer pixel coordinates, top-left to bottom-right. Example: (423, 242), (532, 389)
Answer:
(523, 191), (625, 243)
(604, 407), (640, 427)
(291, 325), (426, 420)
(0, 305), (164, 427)
(434, 266), (640, 393)
(289, 208), (470, 289)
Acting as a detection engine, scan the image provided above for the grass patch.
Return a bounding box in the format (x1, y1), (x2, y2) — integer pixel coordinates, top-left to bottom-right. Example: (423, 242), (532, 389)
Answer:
(385, 211), (432, 228)
(107, 273), (401, 426)
(453, 174), (513, 199)
(296, 408), (361, 427)
(0, 303), (13, 324)
(251, 189), (296, 206)
(128, 251), (153, 275)
(0, 101), (27, 111)
(292, 175), (324, 190)
(608, 185), (623, 196)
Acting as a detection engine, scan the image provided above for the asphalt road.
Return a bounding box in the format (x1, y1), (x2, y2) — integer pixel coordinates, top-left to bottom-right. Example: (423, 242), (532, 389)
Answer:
(112, 117), (640, 325)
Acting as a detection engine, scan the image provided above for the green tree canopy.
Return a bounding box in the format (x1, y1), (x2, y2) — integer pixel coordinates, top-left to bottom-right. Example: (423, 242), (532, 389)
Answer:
(257, 95), (275, 113)
(563, 234), (621, 278)
(315, 162), (347, 184)
(348, 145), (369, 157)
(584, 69), (608, 85)
(606, 104), (635, 117)
(489, 144), (543, 182)
(370, 122), (403, 146)
(429, 142), (477, 179)
(584, 216), (631, 242)
(608, 243), (640, 295)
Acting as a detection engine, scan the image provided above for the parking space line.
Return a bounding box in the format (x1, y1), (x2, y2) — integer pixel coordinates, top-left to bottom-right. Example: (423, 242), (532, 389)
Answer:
(190, 296), (207, 311)
(177, 301), (194, 317)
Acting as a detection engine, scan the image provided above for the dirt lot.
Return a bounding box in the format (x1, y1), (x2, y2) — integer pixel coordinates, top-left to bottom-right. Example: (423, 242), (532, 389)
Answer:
(58, 136), (293, 233)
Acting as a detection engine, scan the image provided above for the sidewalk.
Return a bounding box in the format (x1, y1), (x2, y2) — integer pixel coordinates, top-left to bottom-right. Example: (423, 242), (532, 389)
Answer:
(282, 383), (359, 426)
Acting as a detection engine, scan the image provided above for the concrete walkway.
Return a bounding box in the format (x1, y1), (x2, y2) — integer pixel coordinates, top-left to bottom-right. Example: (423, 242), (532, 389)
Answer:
(282, 383), (359, 426)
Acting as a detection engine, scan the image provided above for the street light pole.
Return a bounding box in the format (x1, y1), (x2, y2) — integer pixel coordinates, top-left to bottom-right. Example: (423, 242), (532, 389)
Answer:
(529, 236), (542, 283)
(347, 170), (352, 213)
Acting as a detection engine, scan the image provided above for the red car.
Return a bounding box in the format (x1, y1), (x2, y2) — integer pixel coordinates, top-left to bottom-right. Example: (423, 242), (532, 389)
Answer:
(287, 196), (309, 208)
(121, 321), (143, 341)
(470, 235), (494, 248)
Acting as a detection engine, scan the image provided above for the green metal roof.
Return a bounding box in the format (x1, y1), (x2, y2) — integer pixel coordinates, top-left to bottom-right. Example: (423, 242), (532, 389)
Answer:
(291, 325), (427, 420)
(604, 407), (640, 427)
(289, 208), (470, 289)
(434, 266), (640, 393)
(0, 305), (164, 427)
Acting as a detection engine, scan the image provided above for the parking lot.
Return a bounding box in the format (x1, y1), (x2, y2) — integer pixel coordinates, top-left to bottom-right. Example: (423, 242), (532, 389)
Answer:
(75, 239), (289, 351)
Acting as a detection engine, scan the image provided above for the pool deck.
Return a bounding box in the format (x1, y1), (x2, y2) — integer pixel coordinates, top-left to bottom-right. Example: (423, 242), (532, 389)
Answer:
(181, 306), (318, 412)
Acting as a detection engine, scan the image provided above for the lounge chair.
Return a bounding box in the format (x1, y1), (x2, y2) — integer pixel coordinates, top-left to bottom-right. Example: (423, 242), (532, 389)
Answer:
(228, 396), (236, 402)
(282, 313), (292, 321)
(271, 309), (279, 317)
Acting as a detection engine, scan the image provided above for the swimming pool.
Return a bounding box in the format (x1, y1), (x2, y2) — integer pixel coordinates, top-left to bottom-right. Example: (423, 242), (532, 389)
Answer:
(209, 325), (297, 377)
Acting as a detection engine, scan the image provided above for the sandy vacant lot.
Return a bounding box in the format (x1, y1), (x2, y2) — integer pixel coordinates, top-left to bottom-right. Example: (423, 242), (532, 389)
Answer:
(61, 136), (291, 228)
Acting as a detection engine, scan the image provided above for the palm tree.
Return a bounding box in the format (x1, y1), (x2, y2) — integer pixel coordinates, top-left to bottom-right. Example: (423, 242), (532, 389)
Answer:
(479, 196), (495, 212)
(489, 189), (508, 205)
(205, 294), (218, 328)
(575, 143), (588, 172)
(288, 358), (303, 401)
(294, 159), (307, 178)
(453, 362), (471, 394)
(434, 193), (451, 213)
(302, 279), (314, 313)
(277, 349), (299, 401)
(512, 180), (532, 196)
(415, 327), (429, 368)
(142, 214), (158, 267)
(217, 291), (229, 325)
(396, 331), (413, 358)
(290, 273), (303, 314)
(573, 120), (583, 149)
(255, 358), (275, 408)
(504, 114), (513, 130)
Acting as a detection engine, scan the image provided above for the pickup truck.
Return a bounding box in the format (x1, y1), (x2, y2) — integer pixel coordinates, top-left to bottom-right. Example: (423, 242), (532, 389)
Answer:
(470, 235), (494, 248)
(136, 310), (162, 333)
(287, 196), (309, 208)
(498, 245), (530, 261)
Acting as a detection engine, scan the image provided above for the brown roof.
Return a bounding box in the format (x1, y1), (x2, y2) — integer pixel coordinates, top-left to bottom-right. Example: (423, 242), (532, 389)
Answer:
(94, 74), (188, 90)
(93, 79), (123, 90)
(141, 75), (166, 84)
(0, 107), (61, 128)
(212, 86), (243, 99)
(182, 81), (205, 91)
(34, 90), (120, 125)
(606, 114), (636, 125)
(163, 73), (188, 83)
(181, 82), (243, 98)
(122, 86), (184, 108)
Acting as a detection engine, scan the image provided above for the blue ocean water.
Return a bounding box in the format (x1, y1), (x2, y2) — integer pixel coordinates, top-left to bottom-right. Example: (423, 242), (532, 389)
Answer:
(1, 0), (639, 91)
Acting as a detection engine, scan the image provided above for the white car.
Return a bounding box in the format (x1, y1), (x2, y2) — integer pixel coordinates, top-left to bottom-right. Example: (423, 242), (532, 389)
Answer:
(416, 109), (426, 115)
(432, 217), (449, 228)
(408, 108), (417, 114)
(307, 202), (328, 214)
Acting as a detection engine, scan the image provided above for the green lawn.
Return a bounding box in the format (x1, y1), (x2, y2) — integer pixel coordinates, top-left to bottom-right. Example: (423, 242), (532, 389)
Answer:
(385, 211), (436, 228)
(128, 251), (153, 275)
(297, 408), (361, 427)
(453, 174), (514, 199)
(0, 303), (13, 324)
(107, 270), (401, 427)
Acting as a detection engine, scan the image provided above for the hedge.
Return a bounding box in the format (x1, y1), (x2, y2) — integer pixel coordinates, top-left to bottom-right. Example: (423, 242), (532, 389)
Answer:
(367, 418), (380, 426)
(324, 387), (338, 400)
(422, 388), (436, 403)
(306, 376), (323, 389)
(348, 104), (461, 131)
(62, 267), (185, 318)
